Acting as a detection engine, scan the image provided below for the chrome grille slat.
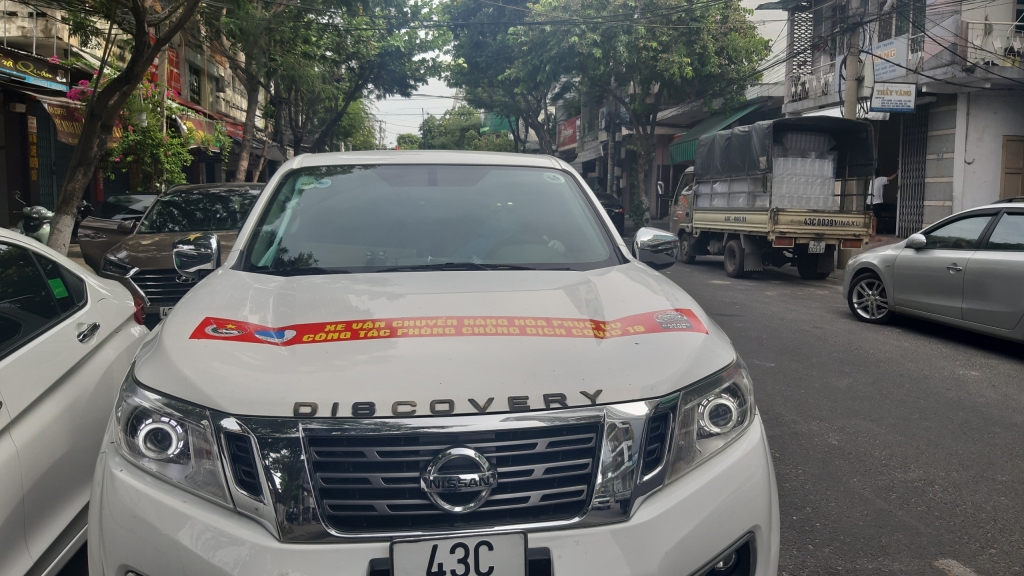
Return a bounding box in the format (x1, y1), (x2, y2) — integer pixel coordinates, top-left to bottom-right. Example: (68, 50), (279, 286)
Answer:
(131, 269), (196, 307)
(306, 423), (600, 533)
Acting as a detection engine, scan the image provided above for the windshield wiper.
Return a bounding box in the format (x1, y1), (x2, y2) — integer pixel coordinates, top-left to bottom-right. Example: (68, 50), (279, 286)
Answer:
(375, 262), (552, 272)
(265, 266), (351, 276)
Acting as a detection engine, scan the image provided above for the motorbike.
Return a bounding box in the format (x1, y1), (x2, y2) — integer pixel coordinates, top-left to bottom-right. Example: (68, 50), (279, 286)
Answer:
(13, 192), (54, 244)
(10, 192), (93, 245)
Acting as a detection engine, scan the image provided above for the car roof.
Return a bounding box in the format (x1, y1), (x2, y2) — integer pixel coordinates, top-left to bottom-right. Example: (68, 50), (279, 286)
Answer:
(290, 150), (565, 169)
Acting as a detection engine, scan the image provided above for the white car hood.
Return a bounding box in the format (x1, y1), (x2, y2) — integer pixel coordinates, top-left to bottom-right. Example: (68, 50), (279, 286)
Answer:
(134, 263), (736, 418)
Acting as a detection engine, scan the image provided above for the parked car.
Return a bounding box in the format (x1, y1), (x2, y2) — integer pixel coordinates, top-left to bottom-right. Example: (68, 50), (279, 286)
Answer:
(91, 194), (158, 221)
(78, 183), (264, 327)
(0, 227), (148, 576)
(89, 152), (779, 576)
(594, 192), (625, 233)
(844, 197), (1024, 342)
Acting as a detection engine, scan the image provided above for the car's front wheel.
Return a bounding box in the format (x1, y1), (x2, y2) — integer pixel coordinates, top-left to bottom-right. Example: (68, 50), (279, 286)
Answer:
(847, 271), (894, 323)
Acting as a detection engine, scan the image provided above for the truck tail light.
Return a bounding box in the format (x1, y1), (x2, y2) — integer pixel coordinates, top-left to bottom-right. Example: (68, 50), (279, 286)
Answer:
(133, 297), (145, 325)
(841, 239), (863, 249)
(772, 237), (794, 247)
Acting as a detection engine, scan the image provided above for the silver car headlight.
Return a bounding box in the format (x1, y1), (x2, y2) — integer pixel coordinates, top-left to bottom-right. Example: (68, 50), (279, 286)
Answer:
(662, 360), (755, 484)
(114, 375), (231, 506)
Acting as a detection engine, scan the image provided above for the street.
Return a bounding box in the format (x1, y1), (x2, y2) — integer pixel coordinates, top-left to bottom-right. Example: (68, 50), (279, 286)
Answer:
(662, 258), (1024, 576)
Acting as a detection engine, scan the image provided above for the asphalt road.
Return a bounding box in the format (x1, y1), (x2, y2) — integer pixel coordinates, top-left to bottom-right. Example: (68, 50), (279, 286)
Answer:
(661, 257), (1024, 576)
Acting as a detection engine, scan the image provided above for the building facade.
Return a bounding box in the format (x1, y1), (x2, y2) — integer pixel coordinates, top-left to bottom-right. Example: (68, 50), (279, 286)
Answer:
(766, 0), (1024, 235)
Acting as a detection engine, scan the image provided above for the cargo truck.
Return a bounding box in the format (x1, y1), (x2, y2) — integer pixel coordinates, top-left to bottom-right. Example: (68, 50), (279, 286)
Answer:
(669, 117), (875, 279)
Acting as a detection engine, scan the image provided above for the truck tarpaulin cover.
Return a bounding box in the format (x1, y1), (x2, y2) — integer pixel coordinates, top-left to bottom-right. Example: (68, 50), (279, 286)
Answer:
(694, 118), (876, 180)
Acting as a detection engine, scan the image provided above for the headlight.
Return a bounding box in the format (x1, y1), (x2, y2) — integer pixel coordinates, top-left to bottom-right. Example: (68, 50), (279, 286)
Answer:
(102, 252), (136, 276)
(114, 374), (231, 506)
(663, 360), (755, 484)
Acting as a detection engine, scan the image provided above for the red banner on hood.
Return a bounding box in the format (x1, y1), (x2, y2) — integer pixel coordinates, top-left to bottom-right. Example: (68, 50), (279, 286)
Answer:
(189, 309), (707, 346)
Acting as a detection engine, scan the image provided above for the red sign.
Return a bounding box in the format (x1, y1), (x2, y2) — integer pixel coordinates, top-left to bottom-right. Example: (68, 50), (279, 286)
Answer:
(167, 48), (181, 96)
(189, 309), (708, 347)
(557, 116), (580, 151)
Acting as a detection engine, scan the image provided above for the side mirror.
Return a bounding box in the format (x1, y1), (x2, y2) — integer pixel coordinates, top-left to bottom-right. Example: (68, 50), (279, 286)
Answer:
(116, 219), (138, 232)
(633, 227), (678, 269)
(906, 233), (927, 249)
(173, 232), (221, 281)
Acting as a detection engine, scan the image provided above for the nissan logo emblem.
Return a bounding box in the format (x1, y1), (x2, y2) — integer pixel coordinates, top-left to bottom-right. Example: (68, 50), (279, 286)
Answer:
(420, 447), (497, 514)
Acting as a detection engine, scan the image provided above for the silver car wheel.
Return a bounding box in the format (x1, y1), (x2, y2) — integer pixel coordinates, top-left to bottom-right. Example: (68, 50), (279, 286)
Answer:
(852, 278), (889, 320)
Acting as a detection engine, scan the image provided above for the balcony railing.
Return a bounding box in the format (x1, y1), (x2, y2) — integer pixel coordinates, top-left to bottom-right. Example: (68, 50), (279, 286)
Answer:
(960, 20), (1024, 68)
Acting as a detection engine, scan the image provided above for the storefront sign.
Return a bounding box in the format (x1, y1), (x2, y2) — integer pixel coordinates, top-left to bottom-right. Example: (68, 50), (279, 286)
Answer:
(868, 35), (909, 82)
(0, 47), (70, 91)
(557, 116), (579, 151)
(38, 98), (122, 147)
(870, 83), (916, 113)
(577, 142), (604, 163)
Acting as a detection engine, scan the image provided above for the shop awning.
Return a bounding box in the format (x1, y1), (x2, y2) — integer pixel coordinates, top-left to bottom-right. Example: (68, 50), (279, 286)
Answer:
(668, 101), (763, 164)
(22, 91), (122, 146)
(754, 0), (806, 10)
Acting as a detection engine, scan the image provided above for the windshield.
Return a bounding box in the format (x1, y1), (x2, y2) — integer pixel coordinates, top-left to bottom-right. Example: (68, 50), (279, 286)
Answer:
(243, 165), (619, 274)
(138, 188), (262, 233)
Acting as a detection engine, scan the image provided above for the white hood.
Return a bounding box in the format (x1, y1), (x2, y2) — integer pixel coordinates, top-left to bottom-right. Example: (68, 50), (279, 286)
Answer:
(134, 263), (736, 418)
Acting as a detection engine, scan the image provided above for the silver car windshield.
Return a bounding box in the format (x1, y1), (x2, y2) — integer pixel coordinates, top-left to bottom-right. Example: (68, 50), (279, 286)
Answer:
(243, 165), (620, 274)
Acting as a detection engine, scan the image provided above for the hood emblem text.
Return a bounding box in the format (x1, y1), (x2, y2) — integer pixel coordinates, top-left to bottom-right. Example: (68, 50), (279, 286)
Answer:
(293, 389), (603, 418)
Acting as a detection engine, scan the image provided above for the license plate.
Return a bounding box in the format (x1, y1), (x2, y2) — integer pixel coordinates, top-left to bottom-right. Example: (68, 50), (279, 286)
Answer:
(159, 307), (173, 318)
(807, 240), (826, 254)
(391, 533), (526, 576)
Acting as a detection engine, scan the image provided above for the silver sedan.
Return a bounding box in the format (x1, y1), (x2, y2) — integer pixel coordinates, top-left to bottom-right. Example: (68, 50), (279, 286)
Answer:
(843, 199), (1024, 343)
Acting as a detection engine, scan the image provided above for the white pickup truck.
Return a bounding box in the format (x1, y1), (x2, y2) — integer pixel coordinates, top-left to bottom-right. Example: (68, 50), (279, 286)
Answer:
(670, 117), (875, 279)
(89, 151), (779, 576)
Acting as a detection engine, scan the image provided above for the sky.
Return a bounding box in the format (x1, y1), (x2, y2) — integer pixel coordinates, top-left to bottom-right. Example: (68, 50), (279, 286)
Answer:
(372, 78), (459, 147)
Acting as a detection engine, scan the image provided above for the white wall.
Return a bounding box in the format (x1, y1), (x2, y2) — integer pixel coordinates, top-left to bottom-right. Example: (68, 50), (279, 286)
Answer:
(954, 91), (1024, 210)
(747, 3), (789, 98)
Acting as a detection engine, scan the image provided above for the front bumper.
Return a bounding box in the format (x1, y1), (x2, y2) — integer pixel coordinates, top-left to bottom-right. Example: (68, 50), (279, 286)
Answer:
(89, 414), (779, 576)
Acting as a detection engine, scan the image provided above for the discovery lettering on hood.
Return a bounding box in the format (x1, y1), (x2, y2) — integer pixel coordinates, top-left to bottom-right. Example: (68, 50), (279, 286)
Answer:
(189, 309), (708, 346)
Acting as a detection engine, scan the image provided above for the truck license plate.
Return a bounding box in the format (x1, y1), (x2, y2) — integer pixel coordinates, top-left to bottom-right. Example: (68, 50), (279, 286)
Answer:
(391, 533), (526, 576)
(160, 306), (174, 318)
(807, 240), (826, 254)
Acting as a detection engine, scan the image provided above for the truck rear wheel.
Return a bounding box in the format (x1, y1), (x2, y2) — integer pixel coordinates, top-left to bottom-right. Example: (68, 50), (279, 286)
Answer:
(723, 239), (747, 278)
(678, 233), (696, 264)
(797, 253), (830, 280)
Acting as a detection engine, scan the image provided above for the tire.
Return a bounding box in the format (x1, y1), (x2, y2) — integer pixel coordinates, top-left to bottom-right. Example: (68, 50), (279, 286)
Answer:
(797, 253), (830, 280)
(847, 271), (894, 323)
(677, 232), (696, 264)
(723, 239), (747, 278)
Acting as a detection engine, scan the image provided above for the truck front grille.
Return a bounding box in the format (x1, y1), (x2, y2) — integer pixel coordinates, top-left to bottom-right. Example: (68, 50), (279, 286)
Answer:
(306, 423), (600, 533)
(131, 269), (194, 307)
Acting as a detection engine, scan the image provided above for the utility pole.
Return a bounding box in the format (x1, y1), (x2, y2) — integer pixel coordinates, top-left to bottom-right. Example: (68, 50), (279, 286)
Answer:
(842, 0), (862, 119)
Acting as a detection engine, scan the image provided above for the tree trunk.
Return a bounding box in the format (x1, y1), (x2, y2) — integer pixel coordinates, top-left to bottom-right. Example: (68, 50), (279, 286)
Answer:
(233, 77), (260, 182)
(311, 92), (358, 152)
(47, 0), (202, 255)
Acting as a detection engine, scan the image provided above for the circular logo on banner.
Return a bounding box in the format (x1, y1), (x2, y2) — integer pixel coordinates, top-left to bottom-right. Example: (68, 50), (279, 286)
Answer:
(205, 324), (247, 337)
(255, 329), (297, 344)
(654, 311), (693, 330)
